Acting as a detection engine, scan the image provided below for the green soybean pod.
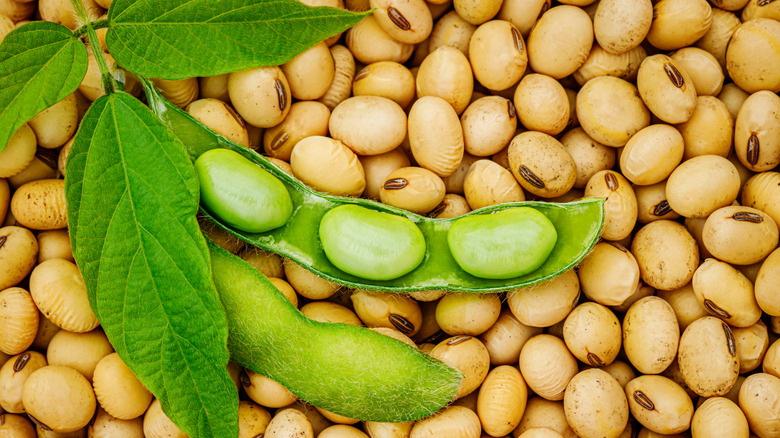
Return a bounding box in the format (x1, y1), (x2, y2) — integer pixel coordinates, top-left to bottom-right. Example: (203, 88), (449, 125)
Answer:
(447, 207), (557, 279)
(195, 148), (293, 233)
(319, 204), (426, 281)
(207, 239), (461, 421)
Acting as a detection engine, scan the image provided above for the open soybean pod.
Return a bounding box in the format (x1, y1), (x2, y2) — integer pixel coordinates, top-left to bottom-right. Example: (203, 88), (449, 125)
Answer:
(143, 80), (605, 293)
(207, 239), (461, 422)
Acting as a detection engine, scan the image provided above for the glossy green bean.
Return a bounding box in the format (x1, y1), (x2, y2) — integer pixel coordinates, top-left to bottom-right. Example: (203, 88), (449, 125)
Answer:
(143, 80), (605, 292)
(208, 239), (462, 421)
(195, 148), (293, 233)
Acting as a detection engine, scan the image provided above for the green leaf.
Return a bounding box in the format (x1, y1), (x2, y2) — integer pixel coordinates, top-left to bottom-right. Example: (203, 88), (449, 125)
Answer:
(0, 21), (88, 152)
(65, 92), (237, 438)
(106, 0), (369, 80)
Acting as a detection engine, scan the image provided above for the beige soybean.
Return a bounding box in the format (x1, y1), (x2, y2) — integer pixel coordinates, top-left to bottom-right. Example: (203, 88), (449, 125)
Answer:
(734, 90), (780, 172)
(416, 46), (473, 115)
(514, 397), (576, 438)
(461, 96), (517, 157)
(526, 5), (593, 79)
(29, 258), (99, 333)
(282, 403), (332, 436)
(656, 283), (708, 332)
(703, 206), (778, 265)
(518, 334), (578, 401)
(601, 361), (636, 390)
(242, 369), (297, 409)
(727, 19), (780, 94)
(280, 41), (334, 101)
(409, 405), (481, 438)
(237, 246), (284, 279)
(593, 0), (651, 55)
(92, 353), (153, 420)
(507, 268), (579, 328)
(559, 127), (615, 189)
(677, 95), (734, 160)
(198, 74), (229, 102)
(631, 220), (699, 291)
(0, 351), (47, 413)
(453, 0), (501, 25)
(685, 216), (713, 260)
(300, 302), (361, 326)
(496, 0), (549, 37)
(0, 178), (7, 223)
(8, 155), (58, 190)
(577, 242), (640, 308)
(28, 93), (78, 149)
(0, 0), (34, 22)
(619, 124), (683, 186)
(695, 8), (740, 71)
(564, 369), (628, 438)
(477, 365), (528, 437)
(237, 401), (273, 438)
(46, 329), (113, 381)
(646, 0), (712, 51)
(508, 131), (576, 198)
(636, 54), (697, 124)
(263, 101), (329, 161)
(359, 148), (410, 200)
(427, 11), (477, 58)
(678, 316), (740, 397)
(0, 226), (38, 291)
(283, 259), (340, 300)
(766, 339), (780, 378)
(691, 397), (749, 438)
(370, 0), (432, 44)
(351, 290), (422, 336)
(693, 258), (762, 328)
(228, 66), (290, 128)
(22, 365), (96, 433)
(143, 398), (188, 438)
(329, 96), (407, 156)
(352, 61), (415, 109)
(318, 45), (356, 111)
(739, 373), (780, 438)
(290, 136), (365, 197)
(430, 336), (490, 399)
(151, 77), (198, 109)
(670, 47), (724, 96)
(576, 76), (650, 147)
(513, 74), (569, 136)
(79, 50), (114, 102)
(88, 407), (145, 438)
(37, 230), (72, 263)
(407, 96), (464, 177)
(743, 0), (780, 21)
(468, 20), (526, 91)
(345, 15), (413, 65)
(0, 413), (36, 437)
(573, 44), (646, 86)
(665, 155), (740, 219)
(622, 296), (679, 374)
(742, 171), (780, 227)
(379, 166), (445, 214)
(732, 321), (769, 374)
(611, 281), (654, 313)
(318, 424), (368, 438)
(563, 302), (621, 367)
(584, 170), (637, 241)
(634, 181), (679, 224)
(443, 153), (479, 195)
(756, 248), (780, 316)
(0, 287), (38, 356)
(463, 159), (524, 210)
(435, 292), (501, 336)
(517, 428), (564, 438)
(38, 0), (102, 29)
(479, 309), (542, 366)
(186, 98), (248, 148)
(0, 124), (36, 178)
(625, 375), (694, 435)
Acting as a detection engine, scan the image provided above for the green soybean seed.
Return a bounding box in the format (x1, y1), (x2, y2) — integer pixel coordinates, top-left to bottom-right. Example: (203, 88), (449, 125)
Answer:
(447, 207), (558, 279)
(319, 204), (426, 281)
(195, 148), (293, 233)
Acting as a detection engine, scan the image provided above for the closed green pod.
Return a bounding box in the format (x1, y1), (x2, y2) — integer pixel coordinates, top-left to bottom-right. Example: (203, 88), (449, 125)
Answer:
(319, 204), (426, 281)
(195, 148), (293, 233)
(447, 207), (557, 279)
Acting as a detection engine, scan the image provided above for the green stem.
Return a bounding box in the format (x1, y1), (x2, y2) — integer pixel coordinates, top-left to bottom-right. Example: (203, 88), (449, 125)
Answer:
(69, 0), (118, 94)
(73, 18), (108, 39)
